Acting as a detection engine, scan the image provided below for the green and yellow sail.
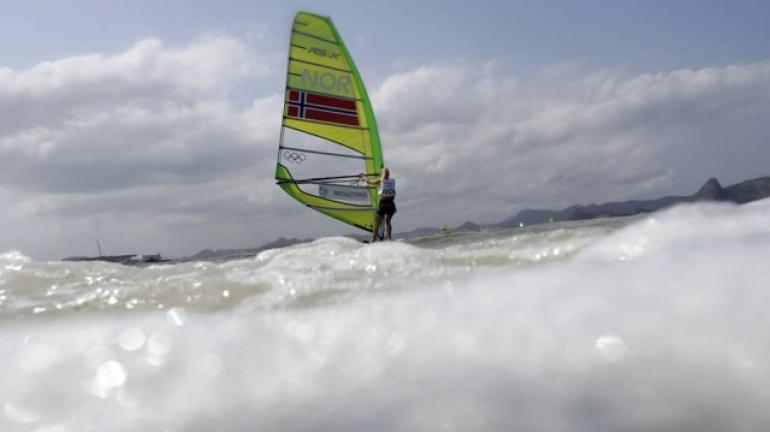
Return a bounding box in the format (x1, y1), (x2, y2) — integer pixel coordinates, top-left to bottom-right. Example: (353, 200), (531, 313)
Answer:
(275, 11), (383, 232)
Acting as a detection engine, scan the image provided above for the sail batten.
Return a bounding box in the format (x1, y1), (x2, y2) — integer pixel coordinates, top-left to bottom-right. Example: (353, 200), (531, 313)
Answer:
(308, 205), (376, 212)
(275, 11), (383, 233)
(282, 88), (364, 102)
(283, 117), (368, 131)
(279, 145), (372, 160)
(288, 57), (353, 74)
(292, 29), (340, 45)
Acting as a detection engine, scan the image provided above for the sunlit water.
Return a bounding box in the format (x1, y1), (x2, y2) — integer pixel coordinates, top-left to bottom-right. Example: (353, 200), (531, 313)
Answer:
(2, 200), (770, 431)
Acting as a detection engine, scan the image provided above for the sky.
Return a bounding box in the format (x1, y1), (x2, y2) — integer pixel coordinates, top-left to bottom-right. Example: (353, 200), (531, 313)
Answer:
(1, 0), (769, 260)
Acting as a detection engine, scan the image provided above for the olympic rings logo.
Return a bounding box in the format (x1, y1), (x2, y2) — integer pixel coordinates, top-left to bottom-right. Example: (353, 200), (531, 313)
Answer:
(283, 151), (307, 163)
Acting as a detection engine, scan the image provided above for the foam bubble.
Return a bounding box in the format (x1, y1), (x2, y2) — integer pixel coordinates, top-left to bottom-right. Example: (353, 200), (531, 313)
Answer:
(118, 328), (146, 351)
(96, 360), (127, 389)
(147, 331), (173, 355)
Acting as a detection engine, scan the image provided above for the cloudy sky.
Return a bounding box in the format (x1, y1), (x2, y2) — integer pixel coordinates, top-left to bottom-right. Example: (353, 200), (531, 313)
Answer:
(1, 0), (769, 260)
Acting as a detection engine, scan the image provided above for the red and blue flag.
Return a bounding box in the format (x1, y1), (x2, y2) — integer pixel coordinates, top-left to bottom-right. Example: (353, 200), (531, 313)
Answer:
(286, 89), (359, 127)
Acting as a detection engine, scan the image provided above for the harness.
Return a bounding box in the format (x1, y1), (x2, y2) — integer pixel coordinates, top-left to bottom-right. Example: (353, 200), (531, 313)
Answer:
(379, 178), (396, 199)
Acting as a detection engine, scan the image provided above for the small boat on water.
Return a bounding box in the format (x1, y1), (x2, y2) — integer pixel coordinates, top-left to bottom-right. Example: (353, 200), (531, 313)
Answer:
(62, 240), (170, 265)
(62, 253), (170, 265)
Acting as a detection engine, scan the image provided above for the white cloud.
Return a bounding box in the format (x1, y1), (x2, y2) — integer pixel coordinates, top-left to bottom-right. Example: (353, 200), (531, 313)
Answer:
(0, 34), (262, 97)
(0, 35), (274, 195)
(374, 60), (770, 224)
(0, 35), (286, 258)
(2, 34), (770, 259)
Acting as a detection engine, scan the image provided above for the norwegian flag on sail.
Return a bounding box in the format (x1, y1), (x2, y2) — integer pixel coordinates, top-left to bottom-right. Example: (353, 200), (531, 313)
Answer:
(286, 89), (359, 126)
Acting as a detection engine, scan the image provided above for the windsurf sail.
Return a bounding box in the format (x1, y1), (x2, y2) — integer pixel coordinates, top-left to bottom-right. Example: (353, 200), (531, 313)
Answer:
(275, 11), (383, 232)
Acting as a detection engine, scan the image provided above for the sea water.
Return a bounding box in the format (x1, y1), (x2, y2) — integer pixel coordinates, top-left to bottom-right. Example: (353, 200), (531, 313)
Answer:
(2, 200), (770, 431)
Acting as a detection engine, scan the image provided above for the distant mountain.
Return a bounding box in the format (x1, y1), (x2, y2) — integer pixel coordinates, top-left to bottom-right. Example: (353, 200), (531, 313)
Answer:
(455, 221), (480, 231)
(722, 176), (770, 203)
(184, 237), (311, 261)
(407, 226), (443, 236)
(164, 175), (770, 262)
(692, 177), (727, 201)
(499, 176), (770, 227)
(345, 176), (770, 242)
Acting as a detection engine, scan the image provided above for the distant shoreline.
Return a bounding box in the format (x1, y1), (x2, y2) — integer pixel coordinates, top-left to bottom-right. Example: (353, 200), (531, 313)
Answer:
(61, 175), (769, 264)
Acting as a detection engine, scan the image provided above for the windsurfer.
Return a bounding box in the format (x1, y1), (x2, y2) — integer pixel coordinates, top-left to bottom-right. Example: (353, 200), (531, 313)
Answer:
(361, 167), (396, 242)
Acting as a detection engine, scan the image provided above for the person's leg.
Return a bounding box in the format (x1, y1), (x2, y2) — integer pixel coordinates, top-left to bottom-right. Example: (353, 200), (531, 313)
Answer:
(385, 213), (393, 240)
(371, 213), (382, 242)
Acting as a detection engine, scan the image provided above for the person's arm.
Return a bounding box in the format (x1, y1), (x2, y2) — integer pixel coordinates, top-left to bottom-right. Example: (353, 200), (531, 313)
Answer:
(359, 173), (381, 186)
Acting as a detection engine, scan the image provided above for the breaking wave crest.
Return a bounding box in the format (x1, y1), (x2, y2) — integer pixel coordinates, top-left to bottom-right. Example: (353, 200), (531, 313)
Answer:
(1, 200), (769, 431)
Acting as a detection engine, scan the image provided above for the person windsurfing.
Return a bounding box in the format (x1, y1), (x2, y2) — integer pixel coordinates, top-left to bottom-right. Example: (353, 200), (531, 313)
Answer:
(360, 167), (396, 242)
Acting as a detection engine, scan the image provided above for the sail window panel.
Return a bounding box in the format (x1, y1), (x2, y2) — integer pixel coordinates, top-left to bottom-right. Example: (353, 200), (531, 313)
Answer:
(283, 118), (367, 154)
(276, 166), (374, 231)
(280, 129), (373, 206)
(282, 126), (362, 157)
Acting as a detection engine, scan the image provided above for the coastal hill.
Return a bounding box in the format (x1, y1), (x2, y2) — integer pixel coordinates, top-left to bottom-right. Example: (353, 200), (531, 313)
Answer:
(174, 175), (770, 261)
(497, 176), (770, 228)
(342, 176), (770, 241)
(181, 236), (312, 261)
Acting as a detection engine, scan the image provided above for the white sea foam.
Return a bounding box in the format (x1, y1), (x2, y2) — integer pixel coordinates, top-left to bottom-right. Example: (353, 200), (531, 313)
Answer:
(1, 200), (769, 431)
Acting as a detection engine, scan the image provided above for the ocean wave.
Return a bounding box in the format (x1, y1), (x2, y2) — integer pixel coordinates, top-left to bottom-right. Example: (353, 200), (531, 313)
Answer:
(1, 200), (769, 431)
